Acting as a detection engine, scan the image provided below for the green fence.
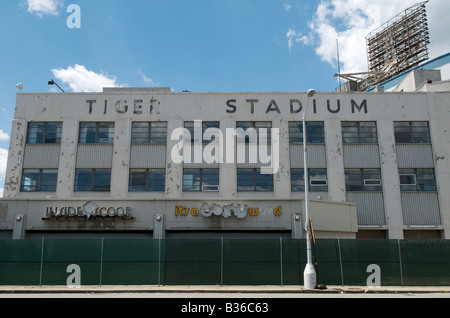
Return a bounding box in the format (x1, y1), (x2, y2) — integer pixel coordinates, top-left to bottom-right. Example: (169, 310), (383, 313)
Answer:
(0, 239), (449, 286)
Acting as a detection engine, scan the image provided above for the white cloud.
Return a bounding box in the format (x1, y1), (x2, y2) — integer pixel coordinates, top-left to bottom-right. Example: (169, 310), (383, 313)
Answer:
(0, 130), (9, 142)
(286, 28), (311, 52)
(26, 0), (64, 18)
(0, 148), (8, 198)
(291, 0), (450, 74)
(137, 68), (159, 86)
(284, 2), (293, 11)
(51, 64), (124, 92)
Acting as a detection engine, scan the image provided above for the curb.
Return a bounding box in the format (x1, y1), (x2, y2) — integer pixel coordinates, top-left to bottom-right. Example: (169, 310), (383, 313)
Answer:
(1, 285), (450, 294)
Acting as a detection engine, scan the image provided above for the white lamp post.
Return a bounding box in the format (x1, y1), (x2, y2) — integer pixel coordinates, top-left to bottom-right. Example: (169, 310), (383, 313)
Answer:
(303, 89), (316, 289)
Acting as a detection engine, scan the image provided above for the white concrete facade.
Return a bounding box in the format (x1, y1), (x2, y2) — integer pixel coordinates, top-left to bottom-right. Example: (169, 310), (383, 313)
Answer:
(1, 88), (450, 240)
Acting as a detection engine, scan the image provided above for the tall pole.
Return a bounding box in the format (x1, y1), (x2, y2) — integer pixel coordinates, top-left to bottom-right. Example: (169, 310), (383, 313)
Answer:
(303, 89), (316, 289)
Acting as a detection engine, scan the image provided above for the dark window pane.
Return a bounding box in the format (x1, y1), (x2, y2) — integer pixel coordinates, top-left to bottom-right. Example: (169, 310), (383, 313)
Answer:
(131, 122), (150, 144)
(255, 172), (273, 192)
(75, 169), (93, 191)
(307, 122), (325, 143)
(237, 169), (255, 191)
(45, 123), (63, 144)
(93, 169), (111, 191)
(97, 123), (114, 144)
(148, 169), (166, 191)
(129, 169), (147, 191)
(79, 123), (97, 143)
(183, 169), (201, 192)
(27, 123), (45, 144)
(394, 122), (430, 144)
(40, 169), (58, 192)
(291, 169), (305, 192)
(21, 169), (40, 192)
(201, 169), (219, 191)
(416, 169), (436, 191)
(289, 122), (325, 144)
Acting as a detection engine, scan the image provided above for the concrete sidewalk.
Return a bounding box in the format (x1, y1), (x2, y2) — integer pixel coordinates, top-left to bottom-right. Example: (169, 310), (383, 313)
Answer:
(1, 285), (449, 294)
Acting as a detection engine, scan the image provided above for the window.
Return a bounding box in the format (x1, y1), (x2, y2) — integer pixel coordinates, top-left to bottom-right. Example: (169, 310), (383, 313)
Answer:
(129, 169), (166, 192)
(394, 122), (430, 144)
(183, 169), (219, 192)
(21, 169), (58, 192)
(345, 169), (382, 191)
(26, 122), (62, 144)
(236, 122), (272, 144)
(289, 122), (325, 144)
(342, 122), (377, 144)
(237, 169), (273, 192)
(75, 169), (111, 192)
(399, 168), (436, 191)
(291, 169), (328, 192)
(184, 122), (220, 144)
(131, 122), (167, 144)
(79, 122), (114, 144)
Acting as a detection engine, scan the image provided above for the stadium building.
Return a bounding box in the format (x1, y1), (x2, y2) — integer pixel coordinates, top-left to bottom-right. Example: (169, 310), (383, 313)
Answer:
(1, 55), (450, 241)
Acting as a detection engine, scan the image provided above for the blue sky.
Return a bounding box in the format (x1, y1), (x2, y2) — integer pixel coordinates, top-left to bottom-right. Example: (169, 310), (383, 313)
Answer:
(0, 0), (449, 194)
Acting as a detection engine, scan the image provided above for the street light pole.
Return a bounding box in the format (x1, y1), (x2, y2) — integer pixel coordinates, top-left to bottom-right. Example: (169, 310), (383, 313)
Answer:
(303, 89), (316, 289)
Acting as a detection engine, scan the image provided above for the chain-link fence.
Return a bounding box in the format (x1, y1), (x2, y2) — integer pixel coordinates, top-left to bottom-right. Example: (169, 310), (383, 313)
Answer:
(0, 239), (449, 286)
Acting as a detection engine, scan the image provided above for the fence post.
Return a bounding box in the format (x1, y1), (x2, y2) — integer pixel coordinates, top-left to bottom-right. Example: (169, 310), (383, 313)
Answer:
(280, 237), (283, 287)
(337, 238), (344, 287)
(158, 239), (161, 286)
(99, 237), (104, 286)
(397, 238), (404, 287)
(39, 237), (45, 286)
(220, 237), (224, 287)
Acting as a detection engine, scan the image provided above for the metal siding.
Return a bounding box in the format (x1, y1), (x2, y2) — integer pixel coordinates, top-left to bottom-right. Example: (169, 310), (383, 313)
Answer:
(290, 144), (326, 168)
(401, 192), (441, 225)
(23, 145), (60, 169)
(76, 144), (113, 168)
(343, 144), (380, 168)
(396, 144), (434, 168)
(346, 192), (386, 226)
(130, 145), (166, 168)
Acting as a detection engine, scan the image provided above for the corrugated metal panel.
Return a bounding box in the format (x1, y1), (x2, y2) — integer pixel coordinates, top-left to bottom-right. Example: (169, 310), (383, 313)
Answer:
(346, 192), (386, 226)
(290, 144), (326, 168)
(401, 192), (441, 225)
(130, 144), (166, 168)
(23, 145), (61, 169)
(396, 144), (434, 168)
(343, 144), (380, 168)
(76, 144), (113, 168)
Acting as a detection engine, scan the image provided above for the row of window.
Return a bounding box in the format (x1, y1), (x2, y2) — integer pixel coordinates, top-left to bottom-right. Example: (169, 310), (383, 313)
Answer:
(26, 121), (432, 145)
(21, 168), (437, 193)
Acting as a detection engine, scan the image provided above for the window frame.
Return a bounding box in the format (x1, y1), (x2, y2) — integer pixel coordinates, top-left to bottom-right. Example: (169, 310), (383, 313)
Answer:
(129, 168), (166, 192)
(341, 121), (378, 144)
(131, 122), (168, 144)
(183, 168), (220, 192)
(399, 168), (437, 192)
(291, 168), (328, 192)
(74, 169), (112, 192)
(26, 122), (63, 144)
(288, 121), (325, 144)
(394, 121), (431, 144)
(345, 168), (382, 192)
(20, 169), (58, 192)
(236, 121), (272, 144)
(79, 122), (115, 144)
(184, 121), (220, 144)
(237, 168), (274, 192)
